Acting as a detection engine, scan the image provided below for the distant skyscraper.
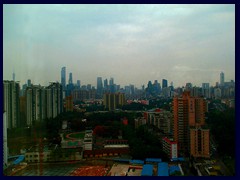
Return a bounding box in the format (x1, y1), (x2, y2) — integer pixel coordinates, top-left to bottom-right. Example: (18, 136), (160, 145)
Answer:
(77, 80), (81, 88)
(27, 79), (31, 87)
(109, 77), (114, 86)
(162, 79), (168, 88)
(202, 83), (210, 98)
(96, 77), (103, 98)
(12, 72), (15, 81)
(69, 72), (73, 85)
(185, 83), (192, 91)
(87, 84), (92, 90)
(61, 67), (66, 90)
(104, 79), (108, 88)
(220, 72), (224, 86)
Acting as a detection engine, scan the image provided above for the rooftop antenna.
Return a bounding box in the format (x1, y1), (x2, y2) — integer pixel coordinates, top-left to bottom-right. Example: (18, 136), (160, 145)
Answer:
(12, 69), (15, 81)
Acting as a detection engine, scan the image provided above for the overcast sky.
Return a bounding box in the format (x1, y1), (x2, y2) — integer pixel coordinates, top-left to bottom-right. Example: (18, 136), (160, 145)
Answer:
(3, 4), (235, 88)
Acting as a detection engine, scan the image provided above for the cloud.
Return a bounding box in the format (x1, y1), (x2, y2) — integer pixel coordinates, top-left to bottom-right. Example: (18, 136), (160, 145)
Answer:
(3, 4), (235, 88)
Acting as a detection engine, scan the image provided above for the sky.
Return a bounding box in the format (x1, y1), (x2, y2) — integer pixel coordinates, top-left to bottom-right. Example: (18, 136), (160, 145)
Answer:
(3, 4), (235, 88)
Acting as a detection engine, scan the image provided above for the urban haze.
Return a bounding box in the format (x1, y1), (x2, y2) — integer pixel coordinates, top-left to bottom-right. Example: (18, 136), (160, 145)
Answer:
(3, 4), (235, 177)
(3, 4), (235, 87)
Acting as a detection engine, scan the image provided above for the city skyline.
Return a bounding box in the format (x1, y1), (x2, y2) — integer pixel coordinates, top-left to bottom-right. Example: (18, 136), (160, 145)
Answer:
(3, 4), (235, 87)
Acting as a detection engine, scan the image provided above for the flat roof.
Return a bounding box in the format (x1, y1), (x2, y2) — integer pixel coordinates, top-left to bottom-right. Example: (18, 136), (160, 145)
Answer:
(129, 160), (144, 165)
(145, 158), (162, 163)
(158, 162), (169, 176)
(141, 164), (153, 176)
(169, 165), (181, 175)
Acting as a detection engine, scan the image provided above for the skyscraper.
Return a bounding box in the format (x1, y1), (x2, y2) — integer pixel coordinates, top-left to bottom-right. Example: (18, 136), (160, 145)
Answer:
(97, 77), (103, 97)
(104, 79), (108, 88)
(69, 72), (73, 85)
(77, 80), (81, 89)
(173, 91), (209, 157)
(202, 83), (210, 98)
(12, 72), (15, 81)
(220, 72), (224, 86)
(162, 79), (168, 88)
(109, 77), (114, 86)
(109, 77), (115, 93)
(27, 79), (31, 87)
(61, 67), (66, 90)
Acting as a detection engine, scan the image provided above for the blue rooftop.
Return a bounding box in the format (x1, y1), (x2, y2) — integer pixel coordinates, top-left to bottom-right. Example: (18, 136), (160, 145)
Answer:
(141, 164), (153, 176)
(13, 155), (25, 165)
(129, 159), (144, 165)
(145, 158), (162, 163)
(158, 162), (169, 176)
(171, 157), (185, 162)
(169, 165), (181, 175)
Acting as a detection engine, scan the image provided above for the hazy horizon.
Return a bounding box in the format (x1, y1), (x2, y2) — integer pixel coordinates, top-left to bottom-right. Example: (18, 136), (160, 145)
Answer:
(3, 4), (235, 88)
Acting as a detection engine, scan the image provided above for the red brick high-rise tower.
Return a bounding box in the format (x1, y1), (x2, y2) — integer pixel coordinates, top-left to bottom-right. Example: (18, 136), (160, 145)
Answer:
(173, 91), (210, 158)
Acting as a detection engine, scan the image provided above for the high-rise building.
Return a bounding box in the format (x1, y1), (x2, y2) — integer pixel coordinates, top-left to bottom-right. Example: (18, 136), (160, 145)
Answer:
(109, 77), (114, 85)
(214, 87), (222, 99)
(109, 78), (115, 93)
(24, 82), (63, 126)
(69, 72), (73, 85)
(202, 83), (210, 98)
(27, 79), (32, 87)
(220, 72), (224, 86)
(162, 79), (168, 88)
(190, 127), (210, 158)
(173, 91), (209, 156)
(87, 84), (92, 90)
(104, 79), (108, 89)
(3, 112), (8, 167)
(25, 85), (46, 126)
(185, 83), (192, 91)
(97, 77), (103, 90)
(3, 80), (20, 129)
(103, 93), (125, 111)
(12, 72), (15, 81)
(153, 80), (161, 94)
(48, 82), (63, 118)
(77, 80), (81, 89)
(97, 77), (103, 98)
(61, 67), (66, 90)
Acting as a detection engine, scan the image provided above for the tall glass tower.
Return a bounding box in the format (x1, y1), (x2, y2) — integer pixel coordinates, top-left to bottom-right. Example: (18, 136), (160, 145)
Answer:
(69, 72), (73, 85)
(97, 77), (103, 98)
(162, 79), (168, 88)
(220, 72), (224, 86)
(61, 67), (66, 90)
